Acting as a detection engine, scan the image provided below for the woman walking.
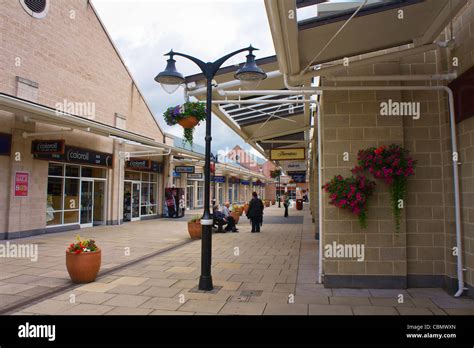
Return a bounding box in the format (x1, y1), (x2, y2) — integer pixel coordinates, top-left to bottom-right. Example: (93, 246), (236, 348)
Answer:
(246, 191), (264, 233)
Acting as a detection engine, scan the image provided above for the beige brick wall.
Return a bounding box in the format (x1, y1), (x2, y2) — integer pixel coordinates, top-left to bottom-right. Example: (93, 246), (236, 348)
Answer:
(321, 61), (408, 279)
(320, 1), (474, 290)
(0, 0), (163, 142)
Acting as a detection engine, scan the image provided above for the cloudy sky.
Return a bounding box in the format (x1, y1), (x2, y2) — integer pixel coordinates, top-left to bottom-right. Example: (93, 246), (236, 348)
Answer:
(92, 0), (275, 159)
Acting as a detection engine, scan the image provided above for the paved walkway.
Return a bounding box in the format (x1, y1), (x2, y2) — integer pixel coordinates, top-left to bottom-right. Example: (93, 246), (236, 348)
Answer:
(3, 205), (474, 315)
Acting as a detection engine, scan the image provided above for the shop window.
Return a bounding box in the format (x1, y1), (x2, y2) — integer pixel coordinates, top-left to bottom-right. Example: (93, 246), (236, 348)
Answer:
(233, 184), (238, 203)
(139, 174), (158, 216)
(47, 177), (63, 211)
(65, 165), (80, 177)
(197, 181), (204, 207)
(48, 163), (63, 176)
(124, 171), (141, 180)
(46, 163), (106, 227)
(82, 166), (107, 178)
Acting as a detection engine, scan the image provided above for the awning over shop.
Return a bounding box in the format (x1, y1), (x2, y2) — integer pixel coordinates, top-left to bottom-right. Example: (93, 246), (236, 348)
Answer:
(266, 0), (467, 80)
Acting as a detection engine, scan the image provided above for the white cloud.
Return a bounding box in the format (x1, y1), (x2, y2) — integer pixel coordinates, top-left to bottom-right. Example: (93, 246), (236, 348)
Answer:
(92, 0), (274, 158)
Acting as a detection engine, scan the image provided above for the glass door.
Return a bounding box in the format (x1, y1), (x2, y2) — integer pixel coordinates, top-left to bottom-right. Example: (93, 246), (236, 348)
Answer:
(131, 181), (141, 221)
(186, 184), (194, 210)
(80, 179), (93, 227)
(93, 180), (105, 226)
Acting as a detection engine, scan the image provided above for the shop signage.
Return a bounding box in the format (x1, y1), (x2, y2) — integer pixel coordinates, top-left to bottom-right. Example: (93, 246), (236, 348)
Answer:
(288, 171), (307, 183)
(228, 177), (240, 184)
(270, 148), (306, 161)
(14, 171), (29, 197)
(33, 146), (113, 168)
(125, 159), (163, 173)
(252, 181), (263, 186)
(175, 166), (195, 174)
(281, 161), (306, 172)
(126, 159), (150, 170)
(240, 180), (250, 185)
(172, 171), (181, 177)
(187, 173), (203, 180)
(212, 176), (225, 183)
(0, 133), (12, 156)
(31, 139), (65, 155)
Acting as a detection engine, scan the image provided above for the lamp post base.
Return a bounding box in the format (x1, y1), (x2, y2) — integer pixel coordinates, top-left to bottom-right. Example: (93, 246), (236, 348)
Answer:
(198, 275), (213, 291)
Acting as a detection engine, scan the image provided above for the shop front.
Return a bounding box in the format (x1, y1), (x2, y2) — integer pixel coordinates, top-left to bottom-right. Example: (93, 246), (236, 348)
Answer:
(123, 159), (162, 222)
(212, 175), (225, 206)
(241, 180), (250, 203)
(32, 140), (112, 229)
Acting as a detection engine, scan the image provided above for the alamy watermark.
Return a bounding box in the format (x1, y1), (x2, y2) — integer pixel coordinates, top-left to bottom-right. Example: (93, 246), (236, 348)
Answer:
(324, 242), (365, 262)
(0, 242), (38, 262)
(55, 99), (95, 119)
(380, 99), (420, 120)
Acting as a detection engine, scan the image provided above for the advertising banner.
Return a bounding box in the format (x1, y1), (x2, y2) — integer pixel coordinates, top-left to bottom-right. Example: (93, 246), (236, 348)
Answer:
(14, 171), (29, 197)
(164, 188), (185, 218)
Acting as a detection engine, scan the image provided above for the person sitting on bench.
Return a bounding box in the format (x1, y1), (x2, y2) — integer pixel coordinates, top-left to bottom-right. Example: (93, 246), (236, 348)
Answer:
(213, 207), (228, 233)
(221, 202), (238, 233)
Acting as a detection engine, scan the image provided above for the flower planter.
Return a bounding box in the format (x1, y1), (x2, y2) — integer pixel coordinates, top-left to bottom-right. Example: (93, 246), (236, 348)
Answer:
(243, 204), (249, 214)
(188, 221), (202, 239)
(230, 211), (240, 224)
(178, 116), (199, 129)
(66, 249), (101, 283)
(265, 201), (270, 207)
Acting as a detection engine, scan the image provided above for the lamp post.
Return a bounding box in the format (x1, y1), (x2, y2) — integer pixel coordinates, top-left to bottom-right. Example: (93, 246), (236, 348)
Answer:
(278, 172), (281, 208)
(155, 46), (267, 290)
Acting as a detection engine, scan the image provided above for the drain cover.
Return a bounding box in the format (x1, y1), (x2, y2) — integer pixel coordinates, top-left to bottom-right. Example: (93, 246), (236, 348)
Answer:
(240, 290), (263, 297)
(229, 295), (250, 303)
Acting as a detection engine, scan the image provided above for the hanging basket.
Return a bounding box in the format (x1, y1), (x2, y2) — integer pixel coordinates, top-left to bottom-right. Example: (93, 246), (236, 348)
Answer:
(178, 116), (199, 129)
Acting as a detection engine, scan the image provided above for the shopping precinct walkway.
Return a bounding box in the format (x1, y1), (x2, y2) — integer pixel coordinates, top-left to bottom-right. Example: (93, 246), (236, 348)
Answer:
(2, 205), (474, 315)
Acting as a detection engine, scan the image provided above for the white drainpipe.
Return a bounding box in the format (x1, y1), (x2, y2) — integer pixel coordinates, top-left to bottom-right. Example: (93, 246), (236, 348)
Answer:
(222, 76), (465, 296)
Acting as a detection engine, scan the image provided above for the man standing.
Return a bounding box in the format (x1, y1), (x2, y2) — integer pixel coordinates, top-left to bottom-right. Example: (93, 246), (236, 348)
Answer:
(247, 192), (264, 233)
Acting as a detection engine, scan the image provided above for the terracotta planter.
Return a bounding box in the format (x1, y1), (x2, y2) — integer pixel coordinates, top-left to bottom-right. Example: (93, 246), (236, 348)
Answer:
(178, 116), (199, 129)
(230, 211), (240, 224)
(234, 207), (243, 216)
(188, 221), (202, 239)
(244, 204), (249, 214)
(271, 200), (275, 205)
(66, 249), (101, 283)
(265, 201), (270, 207)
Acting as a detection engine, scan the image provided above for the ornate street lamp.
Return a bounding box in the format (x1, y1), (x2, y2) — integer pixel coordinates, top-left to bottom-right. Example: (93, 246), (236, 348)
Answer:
(155, 46), (266, 291)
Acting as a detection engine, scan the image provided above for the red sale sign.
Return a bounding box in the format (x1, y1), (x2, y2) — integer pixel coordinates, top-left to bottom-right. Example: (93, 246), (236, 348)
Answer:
(15, 172), (29, 197)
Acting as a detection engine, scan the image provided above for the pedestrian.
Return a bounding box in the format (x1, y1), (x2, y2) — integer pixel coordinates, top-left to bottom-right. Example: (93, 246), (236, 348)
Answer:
(221, 202), (238, 232)
(283, 194), (290, 217)
(247, 191), (264, 233)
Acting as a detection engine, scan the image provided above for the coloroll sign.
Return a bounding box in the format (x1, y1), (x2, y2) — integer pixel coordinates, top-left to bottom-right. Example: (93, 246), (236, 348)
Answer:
(31, 139), (65, 155)
(33, 146), (113, 167)
(14, 171), (29, 197)
(270, 148), (306, 161)
(175, 166), (195, 174)
(126, 159), (151, 170)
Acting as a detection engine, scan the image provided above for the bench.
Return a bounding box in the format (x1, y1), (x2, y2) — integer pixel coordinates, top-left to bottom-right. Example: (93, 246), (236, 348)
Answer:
(212, 207), (228, 233)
